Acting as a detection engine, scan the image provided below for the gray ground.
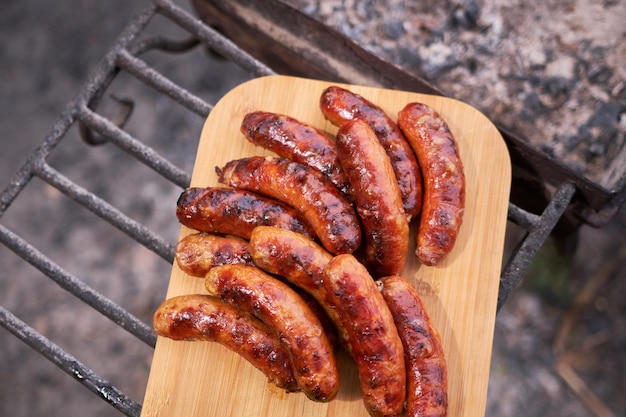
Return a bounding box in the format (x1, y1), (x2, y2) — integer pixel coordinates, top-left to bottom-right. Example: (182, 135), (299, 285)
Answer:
(1, 1), (624, 416)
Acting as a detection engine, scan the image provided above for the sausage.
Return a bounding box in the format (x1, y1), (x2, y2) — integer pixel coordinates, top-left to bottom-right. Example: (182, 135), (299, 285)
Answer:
(175, 232), (254, 277)
(248, 226), (333, 294)
(248, 226), (350, 351)
(205, 264), (340, 402)
(241, 111), (351, 197)
(379, 275), (448, 417)
(216, 156), (361, 255)
(153, 294), (299, 392)
(290, 284), (340, 351)
(322, 254), (406, 417)
(335, 120), (409, 278)
(397, 103), (465, 266)
(176, 186), (315, 240)
(320, 85), (423, 220)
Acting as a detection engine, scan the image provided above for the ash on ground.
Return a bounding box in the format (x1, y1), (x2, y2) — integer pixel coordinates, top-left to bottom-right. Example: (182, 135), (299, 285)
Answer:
(291, 0), (626, 189)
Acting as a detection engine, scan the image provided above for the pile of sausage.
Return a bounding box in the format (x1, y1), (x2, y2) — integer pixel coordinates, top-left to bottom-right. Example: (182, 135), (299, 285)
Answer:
(153, 86), (465, 417)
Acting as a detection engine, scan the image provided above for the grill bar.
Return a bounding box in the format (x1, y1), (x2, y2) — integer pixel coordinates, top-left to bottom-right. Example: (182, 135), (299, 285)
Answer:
(0, 305), (142, 416)
(128, 35), (200, 57)
(0, 224), (156, 347)
(115, 48), (213, 117)
(0, 0), (596, 414)
(0, 5), (165, 415)
(0, 110), (76, 214)
(77, 106), (191, 188)
(507, 202), (541, 231)
(498, 183), (577, 310)
(33, 162), (176, 263)
(154, 0), (276, 78)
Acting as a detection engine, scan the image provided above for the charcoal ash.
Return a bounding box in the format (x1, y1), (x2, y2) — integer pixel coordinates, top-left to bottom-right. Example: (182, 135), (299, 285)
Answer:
(450, 0), (481, 29)
(291, 0), (625, 188)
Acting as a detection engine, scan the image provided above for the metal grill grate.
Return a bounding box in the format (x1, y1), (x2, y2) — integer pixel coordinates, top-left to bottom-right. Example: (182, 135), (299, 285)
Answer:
(0, 1), (577, 415)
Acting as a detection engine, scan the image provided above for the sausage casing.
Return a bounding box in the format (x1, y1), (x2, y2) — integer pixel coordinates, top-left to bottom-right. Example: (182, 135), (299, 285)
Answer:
(397, 103), (465, 266)
(205, 264), (340, 402)
(322, 254), (406, 417)
(248, 226), (350, 350)
(216, 156), (361, 255)
(176, 186), (315, 240)
(380, 275), (448, 417)
(320, 85), (423, 220)
(153, 294), (299, 392)
(175, 232), (253, 277)
(241, 111), (351, 197)
(335, 120), (409, 277)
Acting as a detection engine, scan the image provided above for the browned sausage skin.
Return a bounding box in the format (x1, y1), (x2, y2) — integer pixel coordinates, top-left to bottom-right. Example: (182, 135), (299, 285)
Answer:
(241, 111), (351, 197)
(397, 103), (465, 266)
(175, 232), (253, 277)
(248, 226), (333, 294)
(322, 254), (406, 417)
(216, 156), (361, 255)
(153, 294), (299, 392)
(320, 85), (423, 220)
(335, 120), (409, 277)
(205, 264), (340, 402)
(380, 275), (448, 417)
(248, 226), (350, 351)
(176, 186), (315, 241)
(289, 284), (340, 351)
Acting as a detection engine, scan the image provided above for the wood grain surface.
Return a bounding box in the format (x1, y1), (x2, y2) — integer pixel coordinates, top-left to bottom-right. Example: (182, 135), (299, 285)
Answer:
(141, 75), (511, 417)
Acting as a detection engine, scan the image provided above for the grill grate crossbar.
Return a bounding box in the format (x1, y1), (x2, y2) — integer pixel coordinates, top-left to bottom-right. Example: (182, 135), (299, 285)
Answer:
(0, 304), (143, 416)
(0, 224), (157, 348)
(0, 110), (76, 214)
(115, 48), (213, 117)
(498, 183), (576, 309)
(77, 106), (192, 188)
(507, 202), (541, 231)
(154, 0), (276, 78)
(0, 5), (168, 415)
(33, 162), (176, 263)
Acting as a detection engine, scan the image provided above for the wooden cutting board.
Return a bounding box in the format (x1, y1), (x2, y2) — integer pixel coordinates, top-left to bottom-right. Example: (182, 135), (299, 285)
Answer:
(141, 75), (511, 417)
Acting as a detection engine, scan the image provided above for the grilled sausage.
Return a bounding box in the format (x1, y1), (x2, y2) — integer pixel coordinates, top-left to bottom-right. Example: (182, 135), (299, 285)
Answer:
(290, 284), (340, 350)
(175, 232), (254, 277)
(380, 275), (448, 417)
(216, 156), (361, 255)
(205, 264), (340, 402)
(240, 111), (351, 197)
(176, 187), (315, 240)
(248, 226), (350, 351)
(153, 294), (299, 392)
(397, 103), (465, 266)
(322, 254), (406, 417)
(335, 120), (409, 278)
(320, 85), (423, 220)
